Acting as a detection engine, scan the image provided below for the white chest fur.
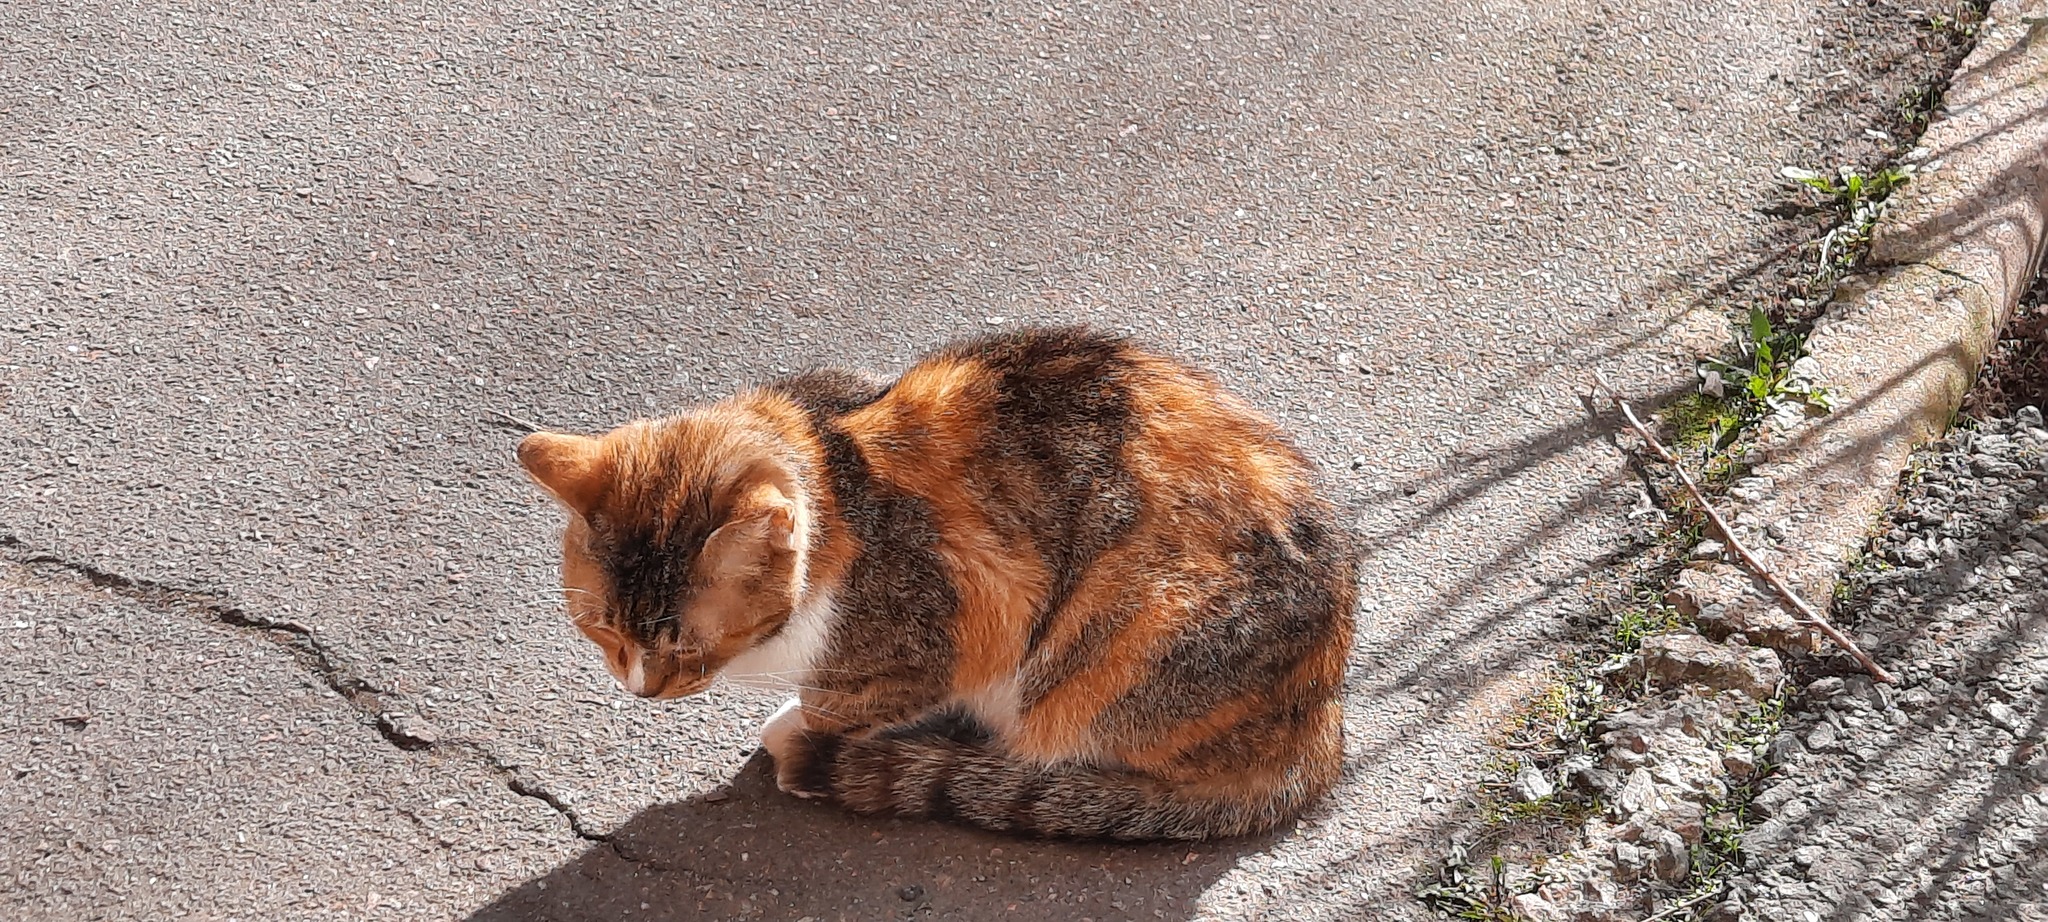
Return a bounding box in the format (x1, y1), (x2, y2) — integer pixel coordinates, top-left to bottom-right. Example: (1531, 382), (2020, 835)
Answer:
(720, 589), (839, 691)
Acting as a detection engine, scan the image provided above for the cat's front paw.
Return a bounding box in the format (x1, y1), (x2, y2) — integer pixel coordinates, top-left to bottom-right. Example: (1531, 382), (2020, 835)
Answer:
(758, 697), (807, 761)
(759, 699), (832, 800)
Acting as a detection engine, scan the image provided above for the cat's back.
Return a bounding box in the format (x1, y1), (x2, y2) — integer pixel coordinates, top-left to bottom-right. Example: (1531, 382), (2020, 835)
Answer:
(858, 325), (1318, 528)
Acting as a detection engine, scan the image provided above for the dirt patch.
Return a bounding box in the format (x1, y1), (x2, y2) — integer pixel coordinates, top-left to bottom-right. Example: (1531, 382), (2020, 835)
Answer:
(1963, 273), (2048, 419)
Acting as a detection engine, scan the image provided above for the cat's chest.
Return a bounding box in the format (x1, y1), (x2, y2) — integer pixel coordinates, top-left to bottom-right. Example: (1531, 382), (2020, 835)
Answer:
(721, 589), (839, 690)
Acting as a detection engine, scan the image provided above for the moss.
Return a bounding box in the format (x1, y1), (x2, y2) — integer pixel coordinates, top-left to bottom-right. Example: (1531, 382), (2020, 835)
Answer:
(1665, 393), (1741, 452)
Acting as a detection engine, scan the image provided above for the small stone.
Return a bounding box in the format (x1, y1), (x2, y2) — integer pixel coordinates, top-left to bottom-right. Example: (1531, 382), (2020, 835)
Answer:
(400, 165), (440, 186)
(1793, 845), (1825, 868)
(1722, 748), (1757, 780)
(377, 713), (439, 750)
(1987, 702), (2022, 732)
(1766, 733), (1805, 765)
(1570, 766), (1620, 797)
(1616, 768), (1657, 816)
(1513, 765), (1555, 802)
(1743, 817), (1792, 851)
(1805, 721), (1838, 751)
(1511, 893), (1566, 922)
(1612, 841), (1646, 882)
(1645, 827), (1689, 882)
(1703, 899), (1746, 922)
(1692, 539), (1725, 560)
(1636, 633), (1783, 699)
(1805, 676), (1845, 700)
(897, 885), (924, 902)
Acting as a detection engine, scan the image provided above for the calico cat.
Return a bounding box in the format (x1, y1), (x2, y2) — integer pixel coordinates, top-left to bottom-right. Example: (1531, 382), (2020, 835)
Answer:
(517, 325), (1356, 840)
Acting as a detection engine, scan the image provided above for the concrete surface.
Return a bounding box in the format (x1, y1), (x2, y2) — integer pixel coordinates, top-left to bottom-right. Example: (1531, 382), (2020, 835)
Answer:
(0, 0), (1936, 918)
(1672, 0), (2048, 662)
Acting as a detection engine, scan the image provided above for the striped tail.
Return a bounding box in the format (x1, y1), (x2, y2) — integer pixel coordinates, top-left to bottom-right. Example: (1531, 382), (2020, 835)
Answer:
(777, 729), (1330, 841)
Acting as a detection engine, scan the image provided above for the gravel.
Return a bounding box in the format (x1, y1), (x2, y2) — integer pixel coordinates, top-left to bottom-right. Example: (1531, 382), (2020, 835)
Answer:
(1731, 411), (2048, 921)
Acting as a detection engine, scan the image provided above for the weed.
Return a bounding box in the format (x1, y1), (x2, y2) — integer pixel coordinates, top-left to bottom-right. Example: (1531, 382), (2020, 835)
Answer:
(1665, 393), (1742, 453)
(1613, 604), (1684, 649)
(1696, 306), (1836, 442)
(1664, 704), (1782, 917)
(1923, 2), (1985, 40)
(1780, 164), (1912, 276)
(1416, 845), (1524, 921)
(1897, 83), (1939, 133)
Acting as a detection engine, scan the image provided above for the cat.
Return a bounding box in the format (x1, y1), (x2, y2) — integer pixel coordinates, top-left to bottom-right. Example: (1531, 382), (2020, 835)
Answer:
(516, 325), (1357, 840)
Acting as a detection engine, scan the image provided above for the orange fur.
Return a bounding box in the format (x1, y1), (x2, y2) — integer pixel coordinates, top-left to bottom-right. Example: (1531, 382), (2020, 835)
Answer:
(517, 327), (1357, 840)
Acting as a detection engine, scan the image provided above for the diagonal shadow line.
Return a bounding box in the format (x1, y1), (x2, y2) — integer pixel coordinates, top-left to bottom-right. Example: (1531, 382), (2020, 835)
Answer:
(1747, 342), (1975, 466)
(1873, 112), (2048, 266)
(1950, 16), (2047, 91)
(1360, 379), (1694, 537)
(1348, 469), (1641, 699)
(1830, 459), (2048, 667)
(1893, 64), (2048, 167)
(1841, 611), (2048, 920)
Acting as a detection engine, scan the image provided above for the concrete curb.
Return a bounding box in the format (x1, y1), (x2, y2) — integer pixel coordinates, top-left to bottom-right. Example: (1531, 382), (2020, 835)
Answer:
(1672, 0), (2048, 653)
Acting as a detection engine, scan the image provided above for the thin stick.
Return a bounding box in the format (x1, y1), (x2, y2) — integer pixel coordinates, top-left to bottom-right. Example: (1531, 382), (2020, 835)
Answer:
(1589, 366), (1896, 684)
(1640, 884), (1722, 922)
(485, 409), (546, 434)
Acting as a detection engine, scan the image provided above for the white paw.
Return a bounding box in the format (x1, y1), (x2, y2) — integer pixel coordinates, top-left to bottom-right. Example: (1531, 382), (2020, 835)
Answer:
(758, 697), (806, 763)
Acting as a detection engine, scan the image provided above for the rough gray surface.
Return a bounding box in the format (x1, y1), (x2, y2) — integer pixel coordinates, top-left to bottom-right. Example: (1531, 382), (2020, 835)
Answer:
(0, 555), (581, 920)
(1734, 413), (2048, 922)
(0, 0), (1934, 918)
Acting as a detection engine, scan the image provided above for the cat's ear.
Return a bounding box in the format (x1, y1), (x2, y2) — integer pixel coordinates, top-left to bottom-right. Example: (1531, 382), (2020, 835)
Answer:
(517, 431), (611, 517)
(701, 482), (801, 574)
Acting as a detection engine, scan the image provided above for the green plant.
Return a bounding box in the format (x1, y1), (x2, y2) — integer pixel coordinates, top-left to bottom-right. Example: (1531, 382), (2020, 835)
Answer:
(1925, 4), (1984, 39)
(1613, 604), (1683, 648)
(1898, 83), (1940, 133)
(1696, 307), (1835, 445)
(1780, 165), (1912, 273)
(1416, 845), (1524, 921)
(1665, 393), (1742, 452)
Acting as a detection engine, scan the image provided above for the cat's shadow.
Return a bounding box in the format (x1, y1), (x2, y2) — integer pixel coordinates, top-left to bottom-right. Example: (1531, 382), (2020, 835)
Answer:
(466, 753), (1265, 922)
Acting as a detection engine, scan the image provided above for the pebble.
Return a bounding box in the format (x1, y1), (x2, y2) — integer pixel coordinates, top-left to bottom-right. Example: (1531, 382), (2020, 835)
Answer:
(1645, 827), (1688, 883)
(1513, 765), (1555, 802)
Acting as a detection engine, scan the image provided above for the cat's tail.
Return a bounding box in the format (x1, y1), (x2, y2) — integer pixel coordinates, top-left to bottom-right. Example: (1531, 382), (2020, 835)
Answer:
(775, 729), (1334, 841)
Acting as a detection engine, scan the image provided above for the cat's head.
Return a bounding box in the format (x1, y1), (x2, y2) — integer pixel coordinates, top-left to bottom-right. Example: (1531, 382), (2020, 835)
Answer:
(516, 414), (807, 699)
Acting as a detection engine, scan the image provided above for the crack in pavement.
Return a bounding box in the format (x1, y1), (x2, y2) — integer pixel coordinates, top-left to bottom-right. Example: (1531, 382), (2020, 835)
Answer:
(0, 531), (614, 847)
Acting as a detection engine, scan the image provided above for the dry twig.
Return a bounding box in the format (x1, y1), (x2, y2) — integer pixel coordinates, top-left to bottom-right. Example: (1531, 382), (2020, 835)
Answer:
(1587, 366), (1896, 684)
(485, 409), (546, 434)
(1640, 884), (1723, 922)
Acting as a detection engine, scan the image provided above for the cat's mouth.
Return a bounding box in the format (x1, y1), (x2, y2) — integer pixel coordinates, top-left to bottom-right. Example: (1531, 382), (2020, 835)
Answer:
(622, 652), (716, 699)
(644, 674), (714, 699)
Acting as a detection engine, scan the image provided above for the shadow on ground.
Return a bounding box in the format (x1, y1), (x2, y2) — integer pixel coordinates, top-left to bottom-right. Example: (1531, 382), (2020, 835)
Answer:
(469, 754), (1260, 922)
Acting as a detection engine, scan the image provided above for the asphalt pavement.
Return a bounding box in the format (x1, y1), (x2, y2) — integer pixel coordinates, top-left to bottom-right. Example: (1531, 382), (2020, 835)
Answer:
(0, 1), (1924, 919)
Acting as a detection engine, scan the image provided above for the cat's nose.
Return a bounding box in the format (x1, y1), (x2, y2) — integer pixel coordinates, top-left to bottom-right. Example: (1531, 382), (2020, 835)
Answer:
(624, 651), (671, 697)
